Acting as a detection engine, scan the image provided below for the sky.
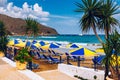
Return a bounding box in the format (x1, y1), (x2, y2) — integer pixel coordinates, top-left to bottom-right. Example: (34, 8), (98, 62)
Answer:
(0, 0), (120, 34)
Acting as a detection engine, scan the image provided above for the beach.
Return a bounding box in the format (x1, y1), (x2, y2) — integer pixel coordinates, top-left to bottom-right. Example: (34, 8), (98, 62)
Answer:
(1, 35), (106, 80)
(6, 36), (103, 71)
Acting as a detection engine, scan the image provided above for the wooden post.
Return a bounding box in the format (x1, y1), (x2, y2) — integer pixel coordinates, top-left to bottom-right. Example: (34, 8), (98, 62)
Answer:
(78, 56), (80, 67)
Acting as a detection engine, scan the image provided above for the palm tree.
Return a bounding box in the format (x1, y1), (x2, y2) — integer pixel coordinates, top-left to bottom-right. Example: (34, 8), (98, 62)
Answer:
(75, 0), (103, 44)
(0, 21), (8, 54)
(97, 0), (120, 79)
(24, 18), (39, 48)
(75, 0), (120, 79)
(25, 18), (39, 37)
(102, 39), (113, 79)
(97, 0), (120, 39)
(103, 31), (120, 80)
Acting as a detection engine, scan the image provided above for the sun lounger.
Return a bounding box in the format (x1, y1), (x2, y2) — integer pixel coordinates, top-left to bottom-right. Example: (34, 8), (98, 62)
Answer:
(42, 54), (52, 63)
(39, 48), (46, 53)
(65, 53), (85, 61)
(51, 50), (59, 56)
(27, 62), (39, 70)
(48, 56), (64, 63)
(48, 49), (51, 53)
(32, 63), (39, 69)
(92, 56), (105, 71)
(92, 55), (105, 65)
(6, 53), (14, 61)
(65, 53), (76, 60)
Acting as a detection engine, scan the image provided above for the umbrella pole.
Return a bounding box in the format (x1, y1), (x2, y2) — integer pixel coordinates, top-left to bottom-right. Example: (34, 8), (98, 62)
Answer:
(78, 56), (80, 67)
(94, 56), (97, 71)
(67, 55), (69, 64)
(60, 55), (62, 63)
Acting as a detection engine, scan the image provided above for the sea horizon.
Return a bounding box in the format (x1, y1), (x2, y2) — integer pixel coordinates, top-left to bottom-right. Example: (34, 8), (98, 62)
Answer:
(8, 35), (105, 44)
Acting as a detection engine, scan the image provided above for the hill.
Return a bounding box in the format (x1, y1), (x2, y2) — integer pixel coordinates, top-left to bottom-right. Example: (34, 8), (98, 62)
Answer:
(0, 14), (58, 35)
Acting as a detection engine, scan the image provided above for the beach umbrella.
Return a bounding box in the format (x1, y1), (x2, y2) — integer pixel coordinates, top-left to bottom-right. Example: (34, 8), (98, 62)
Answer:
(70, 48), (96, 67)
(55, 42), (62, 45)
(95, 48), (115, 55)
(30, 44), (37, 49)
(70, 48), (96, 56)
(95, 48), (105, 55)
(26, 41), (31, 47)
(39, 41), (47, 46)
(40, 43), (60, 50)
(66, 44), (81, 48)
(7, 40), (14, 46)
(7, 39), (19, 46)
(33, 42), (41, 48)
(15, 41), (26, 47)
(32, 40), (37, 44)
(14, 39), (19, 44)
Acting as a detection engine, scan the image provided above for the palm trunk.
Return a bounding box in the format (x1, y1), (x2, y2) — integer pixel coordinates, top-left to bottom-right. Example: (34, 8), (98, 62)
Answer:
(104, 59), (109, 80)
(91, 25), (103, 44)
(109, 65), (116, 78)
(104, 29), (107, 39)
(104, 27), (109, 39)
(109, 65), (119, 80)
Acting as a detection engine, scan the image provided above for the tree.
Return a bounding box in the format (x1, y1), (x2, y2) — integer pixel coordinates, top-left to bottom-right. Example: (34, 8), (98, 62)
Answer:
(97, 0), (120, 39)
(98, 0), (120, 79)
(24, 18), (39, 49)
(75, 0), (103, 44)
(0, 21), (8, 54)
(102, 39), (113, 79)
(75, 0), (120, 79)
(75, 0), (120, 43)
(25, 18), (39, 37)
(103, 31), (120, 80)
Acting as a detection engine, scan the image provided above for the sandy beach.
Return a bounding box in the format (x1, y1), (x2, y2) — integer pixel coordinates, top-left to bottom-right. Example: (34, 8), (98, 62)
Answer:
(31, 44), (103, 73)
(6, 41), (104, 72)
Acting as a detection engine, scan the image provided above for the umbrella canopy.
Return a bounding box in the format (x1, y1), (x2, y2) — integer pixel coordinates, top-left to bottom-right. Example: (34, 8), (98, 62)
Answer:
(30, 44), (37, 49)
(7, 40), (14, 46)
(15, 40), (26, 47)
(55, 42), (62, 45)
(26, 41), (31, 47)
(32, 40), (37, 44)
(7, 39), (19, 46)
(33, 42), (41, 48)
(39, 41), (48, 46)
(67, 44), (81, 48)
(95, 48), (115, 55)
(40, 43), (60, 49)
(70, 48), (97, 56)
(95, 48), (104, 54)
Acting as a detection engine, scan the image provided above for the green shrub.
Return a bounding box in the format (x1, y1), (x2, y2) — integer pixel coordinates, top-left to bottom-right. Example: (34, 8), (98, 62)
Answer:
(14, 47), (32, 63)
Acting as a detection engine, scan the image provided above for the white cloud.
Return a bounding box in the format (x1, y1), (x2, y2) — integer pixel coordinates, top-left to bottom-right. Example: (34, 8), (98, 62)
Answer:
(0, 2), (49, 21)
(50, 15), (72, 19)
(0, 0), (7, 6)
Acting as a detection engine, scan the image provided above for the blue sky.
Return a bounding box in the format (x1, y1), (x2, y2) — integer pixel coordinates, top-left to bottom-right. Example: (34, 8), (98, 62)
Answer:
(0, 0), (120, 34)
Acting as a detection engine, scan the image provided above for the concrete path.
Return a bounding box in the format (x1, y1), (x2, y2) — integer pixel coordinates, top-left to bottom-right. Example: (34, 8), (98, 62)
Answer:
(37, 70), (77, 80)
(0, 57), (45, 80)
(0, 61), (31, 80)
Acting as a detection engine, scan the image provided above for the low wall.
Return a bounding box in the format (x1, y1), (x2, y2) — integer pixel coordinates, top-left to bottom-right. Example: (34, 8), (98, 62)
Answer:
(58, 64), (104, 80)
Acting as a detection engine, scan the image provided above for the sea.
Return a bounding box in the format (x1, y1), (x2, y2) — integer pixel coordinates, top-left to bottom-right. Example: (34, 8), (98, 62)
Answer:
(9, 35), (105, 44)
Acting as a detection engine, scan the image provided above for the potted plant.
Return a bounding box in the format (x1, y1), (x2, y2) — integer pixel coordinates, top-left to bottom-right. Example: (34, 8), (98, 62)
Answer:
(14, 47), (32, 70)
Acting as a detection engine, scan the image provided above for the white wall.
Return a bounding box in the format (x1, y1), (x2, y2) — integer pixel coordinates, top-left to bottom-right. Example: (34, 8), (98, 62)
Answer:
(58, 64), (104, 80)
